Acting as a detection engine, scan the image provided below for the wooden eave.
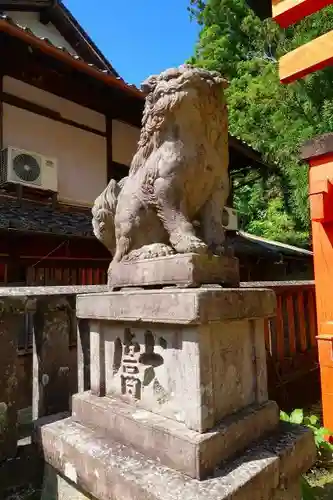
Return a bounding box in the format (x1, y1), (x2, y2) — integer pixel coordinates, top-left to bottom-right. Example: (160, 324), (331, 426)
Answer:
(1, 0), (119, 74)
(0, 16), (144, 100)
(44, 2), (119, 74)
(247, 0), (333, 27)
(272, 0), (333, 28)
(1, 35), (143, 127)
(0, 0), (55, 11)
(279, 30), (333, 83)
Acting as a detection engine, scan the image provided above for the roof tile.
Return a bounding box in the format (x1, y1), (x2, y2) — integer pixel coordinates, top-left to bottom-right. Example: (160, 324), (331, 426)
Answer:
(0, 12), (142, 94)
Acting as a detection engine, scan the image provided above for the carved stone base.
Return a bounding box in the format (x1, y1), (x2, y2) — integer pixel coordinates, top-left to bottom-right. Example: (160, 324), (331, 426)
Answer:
(37, 417), (315, 500)
(108, 253), (240, 289)
(76, 288), (276, 433)
(72, 392), (279, 479)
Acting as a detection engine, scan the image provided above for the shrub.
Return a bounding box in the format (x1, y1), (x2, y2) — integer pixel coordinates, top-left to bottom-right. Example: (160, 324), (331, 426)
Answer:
(280, 409), (333, 500)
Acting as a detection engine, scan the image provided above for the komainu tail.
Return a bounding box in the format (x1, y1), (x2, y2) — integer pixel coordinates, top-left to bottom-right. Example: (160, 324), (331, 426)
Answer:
(91, 178), (126, 255)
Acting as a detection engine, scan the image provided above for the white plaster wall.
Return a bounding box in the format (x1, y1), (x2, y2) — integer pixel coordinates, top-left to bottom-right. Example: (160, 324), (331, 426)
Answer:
(4, 11), (77, 54)
(3, 77), (106, 132)
(3, 104), (107, 207)
(112, 120), (140, 167)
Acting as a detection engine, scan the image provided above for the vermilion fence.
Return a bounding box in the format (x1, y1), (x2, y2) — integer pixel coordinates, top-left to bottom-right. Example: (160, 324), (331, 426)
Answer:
(242, 281), (319, 408)
(26, 261), (108, 286)
(3, 276), (320, 410)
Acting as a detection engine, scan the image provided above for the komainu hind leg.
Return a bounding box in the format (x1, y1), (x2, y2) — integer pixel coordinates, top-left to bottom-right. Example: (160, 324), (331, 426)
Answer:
(155, 177), (208, 254)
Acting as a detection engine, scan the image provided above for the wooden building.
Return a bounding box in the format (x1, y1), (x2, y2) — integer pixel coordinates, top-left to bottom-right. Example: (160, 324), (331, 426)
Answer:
(232, 231), (313, 281)
(0, 0), (143, 285)
(0, 0), (312, 286)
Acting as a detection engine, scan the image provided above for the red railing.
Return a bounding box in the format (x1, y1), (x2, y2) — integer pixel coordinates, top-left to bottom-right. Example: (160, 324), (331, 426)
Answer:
(7, 279), (322, 413)
(26, 262), (108, 286)
(241, 281), (319, 408)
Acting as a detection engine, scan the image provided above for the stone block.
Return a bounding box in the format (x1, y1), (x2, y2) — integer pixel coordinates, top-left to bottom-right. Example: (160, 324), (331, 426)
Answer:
(77, 288), (275, 433)
(108, 253), (240, 289)
(37, 417), (315, 500)
(72, 391), (279, 479)
(42, 468), (303, 500)
(76, 287), (276, 325)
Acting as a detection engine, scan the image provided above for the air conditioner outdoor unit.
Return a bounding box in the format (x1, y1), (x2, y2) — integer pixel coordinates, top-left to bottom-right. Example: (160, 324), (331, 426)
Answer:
(222, 206), (238, 231)
(0, 146), (58, 192)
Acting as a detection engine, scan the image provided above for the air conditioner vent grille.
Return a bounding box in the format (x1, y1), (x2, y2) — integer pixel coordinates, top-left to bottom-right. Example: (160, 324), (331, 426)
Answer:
(13, 153), (41, 183)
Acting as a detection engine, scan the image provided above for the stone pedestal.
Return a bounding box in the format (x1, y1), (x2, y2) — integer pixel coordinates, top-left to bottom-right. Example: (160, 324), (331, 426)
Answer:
(36, 286), (316, 500)
(108, 253), (240, 289)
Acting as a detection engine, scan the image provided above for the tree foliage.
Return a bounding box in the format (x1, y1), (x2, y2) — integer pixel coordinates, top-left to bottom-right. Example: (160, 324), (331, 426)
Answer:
(189, 0), (333, 247)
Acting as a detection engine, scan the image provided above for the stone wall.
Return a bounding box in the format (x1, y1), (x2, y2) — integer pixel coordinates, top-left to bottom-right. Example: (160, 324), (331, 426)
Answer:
(0, 285), (107, 462)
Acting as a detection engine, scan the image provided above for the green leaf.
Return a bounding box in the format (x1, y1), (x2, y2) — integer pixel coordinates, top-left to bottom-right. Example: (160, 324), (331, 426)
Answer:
(189, 0), (333, 244)
(308, 415), (319, 426)
(279, 411), (290, 422)
(289, 409), (304, 425)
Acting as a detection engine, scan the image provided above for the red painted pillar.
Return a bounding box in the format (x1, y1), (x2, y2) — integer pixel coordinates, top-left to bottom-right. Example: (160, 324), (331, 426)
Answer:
(302, 134), (333, 430)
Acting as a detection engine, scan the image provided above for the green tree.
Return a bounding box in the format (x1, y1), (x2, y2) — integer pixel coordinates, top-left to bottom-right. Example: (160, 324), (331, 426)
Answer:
(189, 0), (333, 247)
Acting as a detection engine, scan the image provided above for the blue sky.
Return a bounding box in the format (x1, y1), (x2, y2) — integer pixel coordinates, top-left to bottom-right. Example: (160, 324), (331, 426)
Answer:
(64, 0), (201, 86)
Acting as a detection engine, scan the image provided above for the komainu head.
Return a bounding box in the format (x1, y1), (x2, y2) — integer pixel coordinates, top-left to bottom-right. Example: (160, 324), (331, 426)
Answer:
(130, 65), (228, 175)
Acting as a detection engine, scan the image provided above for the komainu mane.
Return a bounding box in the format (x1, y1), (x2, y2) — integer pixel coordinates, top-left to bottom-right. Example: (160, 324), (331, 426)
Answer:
(92, 65), (229, 264)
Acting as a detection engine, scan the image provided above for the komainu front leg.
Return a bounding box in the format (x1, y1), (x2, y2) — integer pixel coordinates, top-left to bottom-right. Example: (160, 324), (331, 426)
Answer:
(155, 178), (208, 254)
(200, 177), (229, 255)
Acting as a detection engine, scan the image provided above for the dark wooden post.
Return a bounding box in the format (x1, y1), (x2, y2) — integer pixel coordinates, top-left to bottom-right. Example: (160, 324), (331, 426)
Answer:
(0, 297), (25, 461)
(32, 295), (72, 419)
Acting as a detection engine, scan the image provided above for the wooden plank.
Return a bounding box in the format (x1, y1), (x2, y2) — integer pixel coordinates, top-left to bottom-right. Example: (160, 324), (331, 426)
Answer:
(286, 294), (297, 356)
(273, 0), (333, 28)
(280, 30), (333, 84)
(264, 319), (270, 351)
(0, 73), (3, 149)
(296, 291), (308, 352)
(308, 289), (318, 348)
(276, 295), (285, 360)
(1, 91), (106, 137)
(106, 116), (113, 183)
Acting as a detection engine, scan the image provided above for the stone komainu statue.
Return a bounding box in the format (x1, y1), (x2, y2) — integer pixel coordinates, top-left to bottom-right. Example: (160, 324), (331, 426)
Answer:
(92, 65), (229, 263)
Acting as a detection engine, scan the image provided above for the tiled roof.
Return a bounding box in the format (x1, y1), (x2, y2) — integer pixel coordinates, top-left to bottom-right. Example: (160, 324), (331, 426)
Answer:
(229, 231), (312, 258)
(0, 197), (94, 238)
(0, 12), (143, 97)
(0, 197), (312, 261)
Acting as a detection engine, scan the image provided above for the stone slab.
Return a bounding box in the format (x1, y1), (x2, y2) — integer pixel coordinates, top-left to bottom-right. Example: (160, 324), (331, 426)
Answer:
(36, 417), (315, 500)
(72, 392), (279, 479)
(41, 468), (303, 500)
(108, 253), (240, 289)
(76, 287), (276, 324)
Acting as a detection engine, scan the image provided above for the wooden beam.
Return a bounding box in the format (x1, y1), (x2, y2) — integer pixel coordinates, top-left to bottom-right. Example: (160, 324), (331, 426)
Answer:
(0, 74), (3, 150)
(1, 35), (144, 127)
(279, 30), (333, 84)
(1, 90), (106, 137)
(273, 0), (333, 28)
(106, 116), (113, 183)
(0, 1), (54, 10)
(0, 18), (143, 99)
(111, 161), (130, 183)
